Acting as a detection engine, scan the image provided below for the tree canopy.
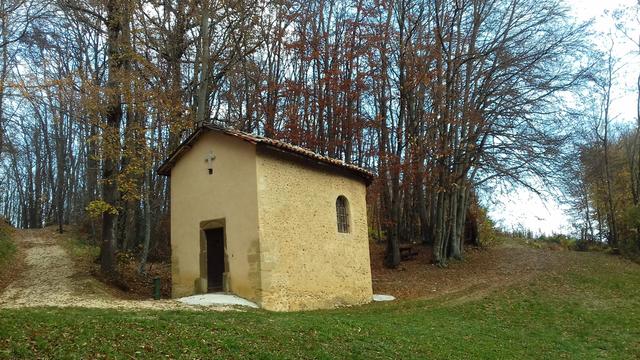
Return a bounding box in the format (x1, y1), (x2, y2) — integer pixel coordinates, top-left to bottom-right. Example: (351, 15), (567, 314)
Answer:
(1, 0), (634, 270)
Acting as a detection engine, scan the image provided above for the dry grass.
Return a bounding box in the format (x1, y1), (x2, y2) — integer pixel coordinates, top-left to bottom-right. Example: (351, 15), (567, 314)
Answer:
(370, 239), (566, 301)
(59, 226), (172, 299)
(0, 223), (23, 294)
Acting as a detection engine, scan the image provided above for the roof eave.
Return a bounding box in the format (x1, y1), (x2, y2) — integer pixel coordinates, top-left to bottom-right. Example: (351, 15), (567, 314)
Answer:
(156, 128), (205, 176)
(157, 125), (376, 185)
(256, 143), (375, 185)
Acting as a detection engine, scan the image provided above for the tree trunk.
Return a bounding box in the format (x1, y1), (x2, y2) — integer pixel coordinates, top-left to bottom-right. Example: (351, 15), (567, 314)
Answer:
(139, 169), (152, 274)
(100, 0), (127, 274)
(196, 3), (210, 125)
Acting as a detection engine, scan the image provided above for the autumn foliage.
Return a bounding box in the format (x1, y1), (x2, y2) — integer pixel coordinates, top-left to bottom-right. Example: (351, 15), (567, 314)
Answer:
(0, 0), (595, 271)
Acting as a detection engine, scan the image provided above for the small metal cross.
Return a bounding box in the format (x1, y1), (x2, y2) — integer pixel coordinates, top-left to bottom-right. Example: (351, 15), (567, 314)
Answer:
(205, 150), (216, 174)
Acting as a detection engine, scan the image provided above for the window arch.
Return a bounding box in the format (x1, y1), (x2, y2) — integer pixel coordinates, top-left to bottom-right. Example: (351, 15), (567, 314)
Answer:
(336, 196), (350, 233)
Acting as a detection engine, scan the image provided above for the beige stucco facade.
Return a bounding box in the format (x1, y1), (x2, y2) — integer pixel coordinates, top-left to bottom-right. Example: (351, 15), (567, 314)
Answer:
(170, 132), (261, 302)
(167, 129), (372, 311)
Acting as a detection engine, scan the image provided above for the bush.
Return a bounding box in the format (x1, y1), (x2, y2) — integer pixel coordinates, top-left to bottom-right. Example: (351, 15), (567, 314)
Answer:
(623, 205), (640, 230)
(536, 234), (576, 250)
(528, 240), (544, 249)
(368, 227), (386, 243)
(466, 200), (497, 248)
(573, 239), (590, 252)
(478, 215), (497, 247)
(560, 237), (575, 250)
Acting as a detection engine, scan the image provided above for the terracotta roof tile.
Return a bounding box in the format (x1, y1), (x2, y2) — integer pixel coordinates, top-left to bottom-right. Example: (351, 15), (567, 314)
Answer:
(157, 125), (375, 183)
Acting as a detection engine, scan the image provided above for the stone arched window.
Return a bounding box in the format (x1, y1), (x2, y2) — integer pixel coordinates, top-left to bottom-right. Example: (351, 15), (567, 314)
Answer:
(336, 196), (350, 233)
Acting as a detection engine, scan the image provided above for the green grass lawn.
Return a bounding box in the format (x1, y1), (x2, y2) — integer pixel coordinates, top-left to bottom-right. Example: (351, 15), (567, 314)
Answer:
(1, 251), (639, 359)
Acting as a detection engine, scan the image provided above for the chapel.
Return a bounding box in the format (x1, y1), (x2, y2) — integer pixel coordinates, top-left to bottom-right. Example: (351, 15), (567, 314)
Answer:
(158, 124), (374, 311)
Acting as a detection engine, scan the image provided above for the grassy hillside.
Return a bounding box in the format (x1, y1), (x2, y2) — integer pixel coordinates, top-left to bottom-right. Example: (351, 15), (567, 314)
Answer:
(1, 249), (639, 359)
(0, 220), (18, 295)
(0, 221), (15, 272)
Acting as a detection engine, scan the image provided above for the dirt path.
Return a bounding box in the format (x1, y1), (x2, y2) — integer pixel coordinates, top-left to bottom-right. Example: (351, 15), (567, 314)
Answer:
(371, 239), (572, 302)
(0, 230), (224, 311)
(1, 229), (590, 310)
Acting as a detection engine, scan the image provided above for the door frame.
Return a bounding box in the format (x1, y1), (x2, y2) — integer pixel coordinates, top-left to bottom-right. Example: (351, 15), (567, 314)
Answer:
(199, 219), (229, 293)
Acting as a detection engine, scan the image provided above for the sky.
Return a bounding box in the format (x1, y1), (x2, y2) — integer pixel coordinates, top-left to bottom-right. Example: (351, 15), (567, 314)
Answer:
(488, 0), (639, 236)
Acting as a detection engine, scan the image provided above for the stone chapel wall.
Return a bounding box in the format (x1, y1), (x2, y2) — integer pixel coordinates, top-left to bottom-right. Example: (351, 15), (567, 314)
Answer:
(255, 148), (373, 311)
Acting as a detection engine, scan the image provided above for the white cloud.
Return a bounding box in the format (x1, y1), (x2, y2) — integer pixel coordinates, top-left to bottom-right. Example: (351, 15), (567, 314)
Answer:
(487, 1), (639, 236)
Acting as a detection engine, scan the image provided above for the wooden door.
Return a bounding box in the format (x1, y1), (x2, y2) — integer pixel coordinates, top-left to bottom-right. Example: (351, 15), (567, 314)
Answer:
(205, 228), (225, 292)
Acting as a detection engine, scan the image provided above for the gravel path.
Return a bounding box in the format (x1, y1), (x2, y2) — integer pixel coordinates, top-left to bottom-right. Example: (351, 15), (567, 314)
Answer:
(0, 230), (229, 311)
